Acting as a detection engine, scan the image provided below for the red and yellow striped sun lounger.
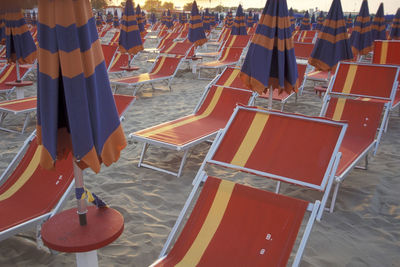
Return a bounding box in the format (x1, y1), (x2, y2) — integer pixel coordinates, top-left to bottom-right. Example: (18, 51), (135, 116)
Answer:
(111, 56), (185, 95)
(101, 44), (118, 70)
(108, 31), (120, 46)
(151, 106), (347, 266)
(0, 94), (135, 242)
(107, 52), (139, 74)
(0, 64), (34, 99)
(197, 34), (251, 59)
(0, 97), (37, 134)
(294, 42), (314, 60)
(295, 30), (318, 43)
(129, 85), (256, 177)
(151, 176), (320, 267)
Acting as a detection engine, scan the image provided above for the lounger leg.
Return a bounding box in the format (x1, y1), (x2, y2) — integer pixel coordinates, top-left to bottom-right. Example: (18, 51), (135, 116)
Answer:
(329, 182), (340, 213)
(280, 102), (285, 112)
(355, 154), (368, 170)
(76, 251), (99, 267)
(138, 143), (149, 168)
(168, 80), (172, 91)
(177, 150), (190, 178)
(275, 181), (281, 194)
(0, 112), (7, 126)
(21, 114), (31, 134)
(198, 68), (201, 79)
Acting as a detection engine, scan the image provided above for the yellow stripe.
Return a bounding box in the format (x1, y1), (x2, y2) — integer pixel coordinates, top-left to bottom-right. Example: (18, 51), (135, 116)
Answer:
(151, 56), (167, 75)
(379, 41), (388, 64)
(176, 180), (235, 266)
(139, 86), (224, 137)
(0, 97), (36, 107)
(342, 64), (357, 94)
(110, 53), (121, 69)
(164, 42), (177, 53)
(219, 48), (231, 62)
(301, 31), (306, 42)
(223, 68), (240, 87)
(230, 113), (270, 166)
(0, 145), (41, 201)
(0, 65), (15, 84)
(332, 98), (347, 121)
(227, 35), (237, 47)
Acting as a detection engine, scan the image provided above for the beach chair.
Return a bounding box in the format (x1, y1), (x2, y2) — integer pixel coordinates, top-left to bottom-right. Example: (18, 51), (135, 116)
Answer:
(0, 64), (34, 99)
(372, 40), (400, 109)
(108, 53), (139, 74)
(151, 106), (347, 266)
(101, 44), (118, 70)
(196, 35), (251, 59)
(108, 31), (120, 46)
(111, 56), (185, 95)
(142, 32), (180, 54)
(207, 27), (230, 46)
(296, 30), (318, 43)
(294, 42), (314, 60)
(146, 41), (194, 64)
(0, 94), (135, 242)
(129, 85), (256, 177)
(0, 97), (36, 134)
(196, 47), (245, 79)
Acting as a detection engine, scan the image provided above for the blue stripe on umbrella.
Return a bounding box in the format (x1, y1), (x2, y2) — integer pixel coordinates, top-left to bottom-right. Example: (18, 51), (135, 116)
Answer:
(231, 4), (247, 35)
(188, 1), (206, 47)
(390, 8), (400, 40)
(350, 0), (373, 56)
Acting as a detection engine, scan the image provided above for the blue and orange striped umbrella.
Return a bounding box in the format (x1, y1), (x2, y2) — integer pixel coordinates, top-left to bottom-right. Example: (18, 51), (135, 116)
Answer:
(31, 11), (37, 25)
(150, 13), (157, 25)
(37, 0), (126, 173)
(254, 12), (260, 23)
(240, 0), (298, 97)
(225, 11), (233, 28)
(289, 8), (295, 33)
(203, 9), (211, 32)
(106, 11), (113, 24)
(231, 4), (247, 35)
(113, 9), (120, 28)
(350, 0), (373, 56)
(247, 11), (255, 28)
(389, 8), (400, 40)
(346, 14), (353, 28)
(96, 12), (103, 27)
(5, 9), (36, 64)
(210, 12), (216, 27)
(0, 11), (5, 44)
(371, 3), (386, 41)
(119, 0), (143, 55)
(142, 11), (147, 25)
(316, 12), (325, 30)
(188, 1), (206, 47)
(165, 9), (173, 29)
(136, 5), (145, 36)
(311, 13), (316, 29)
(300, 11), (311, 30)
(308, 0), (353, 71)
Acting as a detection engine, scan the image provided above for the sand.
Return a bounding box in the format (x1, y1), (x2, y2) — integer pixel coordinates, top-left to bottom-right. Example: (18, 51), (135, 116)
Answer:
(0, 30), (399, 267)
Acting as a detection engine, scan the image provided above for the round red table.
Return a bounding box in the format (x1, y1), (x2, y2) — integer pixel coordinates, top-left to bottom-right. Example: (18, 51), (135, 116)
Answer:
(5, 81), (34, 87)
(119, 66), (139, 71)
(41, 206), (124, 253)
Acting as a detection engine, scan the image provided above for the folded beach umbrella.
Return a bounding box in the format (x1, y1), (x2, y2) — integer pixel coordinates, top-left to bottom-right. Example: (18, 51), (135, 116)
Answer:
(219, 13), (224, 23)
(5, 9), (36, 65)
(390, 8), (400, 40)
(316, 11), (325, 30)
(165, 9), (173, 29)
(240, 0), (298, 108)
(300, 11), (311, 30)
(371, 3), (386, 41)
(96, 12), (103, 27)
(150, 13), (157, 25)
(0, 11), (5, 44)
(136, 5), (145, 36)
(25, 11), (32, 25)
(346, 14), (353, 28)
(203, 9), (211, 33)
(113, 9), (120, 28)
(210, 12), (216, 27)
(311, 13), (316, 29)
(182, 12), (188, 24)
(31, 11), (36, 25)
(247, 11), (255, 27)
(106, 11), (113, 24)
(161, 11), (166, 25)
(172, 13), (177, 22)
(231, 4), (247, 35)
(119, 0), (143, 55)
(188, 1), (207, 47)
(308, 0), (353, 71)
(225, 10), (233, 28)
(142, 11), (147, 25)
(254, 12), (260, 23)
(289, 8), (295, 33)
(350, 0), (373, 56)
(37, 0), (126, 174)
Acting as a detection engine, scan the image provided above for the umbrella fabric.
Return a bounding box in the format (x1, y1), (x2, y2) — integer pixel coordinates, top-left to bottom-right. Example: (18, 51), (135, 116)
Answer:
(37, 0), (126, 173)
(150, 13), (156, 25)
(142, 11), (147, 25)
(5, 9), (36, 64)
(350, 0), (373, 56)
(96, 12), (103, 26)
(136, 5), (145, 36)
(254, 12), (260, 22)
(231, 4), (247, 35)
(247, 11), (255, 27)
(106, 11), (113, 24)
(203, 9), (211, 32)
(165, 10), (173, 29)
(371, 3), (386, 41)
(316, 12), (324, 30)
(390, 8), (400, 40)
(346, 14), (353, 28)
(225, 11), (233, 28)
(219, 13), (224, 23)
(289, 8), (295, 33)
(308, 0), (353, 71)
(119, 0), (143, 55)
(188, 1), (206, 47)
(0, 11), (5, 44)
(210, 12), (216, 27)
(32, 11), (37, 25)
(240, 0), (298, 95)
(113, 9), (120, 28)
(300, 11), (311, 30)
(161, 11), (166, 25)
(311, 13), (316, 29)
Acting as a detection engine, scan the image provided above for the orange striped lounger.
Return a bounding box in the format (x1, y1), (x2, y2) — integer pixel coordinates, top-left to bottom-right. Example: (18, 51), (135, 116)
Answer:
(129, 85), (256, 177)
(151, 105), (347, 266)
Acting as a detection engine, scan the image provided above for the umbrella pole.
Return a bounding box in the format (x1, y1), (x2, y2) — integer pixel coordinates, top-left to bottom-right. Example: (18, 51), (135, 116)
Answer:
(127, 54), (131, 68)
(16, 61), (21, 82)
(73, 161), (88, 226)
(268, 86), (273, 109)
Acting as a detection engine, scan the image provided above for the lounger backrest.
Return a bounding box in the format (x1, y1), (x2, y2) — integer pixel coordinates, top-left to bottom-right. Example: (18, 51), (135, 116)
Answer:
(101, 44), (118, 69)
(159, 176), (308, 266)
(157, 32), (180, 49)
(217, 27), (231, 43)
(209, 106), (346, 191)
(109, 31), (120, 45)
(0, 65), (30, 85)
(149, 56), (183, 76)
(217, 47), (243, 63)
(294, 42), (314, 59)
(108, 53), (130, 73)
(297, 30), (317, 43)
(194, 85), (254, 120)
(224, 35), (251, 48)
(159, 41), (192, 57)
(329, 62), (399, 101)
(372, 40), (400, 65)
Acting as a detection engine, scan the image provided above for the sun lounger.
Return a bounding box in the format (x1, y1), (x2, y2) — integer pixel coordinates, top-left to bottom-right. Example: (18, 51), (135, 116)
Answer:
(295, 30), (318, 43)
(151, 105), (347, 266)
(108, 31), (120, 46)
(101, 44), (118, 70)
(0, 94), (135, 242)
(129, 85), (256, 177)
(294, 42), (314, 60)
(0, 64), (34, 99)
(111, 56), (185, 95)
(108, 52), (138, 74)
(197, 47), (245, 79)
(196, 35), (251, 58)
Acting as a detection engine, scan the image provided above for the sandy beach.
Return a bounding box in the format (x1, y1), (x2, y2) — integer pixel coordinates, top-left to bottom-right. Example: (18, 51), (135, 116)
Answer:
(0, 29), (400, 266)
